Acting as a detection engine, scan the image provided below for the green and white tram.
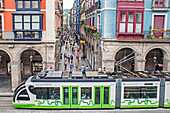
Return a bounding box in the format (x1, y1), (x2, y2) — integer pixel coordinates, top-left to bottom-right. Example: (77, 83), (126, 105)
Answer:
(13, 71), (170, 109)
(13, 71), (116, 109)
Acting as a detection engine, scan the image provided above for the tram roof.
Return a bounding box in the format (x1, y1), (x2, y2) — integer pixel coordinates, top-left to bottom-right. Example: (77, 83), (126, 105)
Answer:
(30, 71), (170, 82)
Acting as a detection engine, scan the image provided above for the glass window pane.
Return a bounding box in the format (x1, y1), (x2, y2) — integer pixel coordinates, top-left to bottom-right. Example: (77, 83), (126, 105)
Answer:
(120, 23), (125, 32)
(141, 87), (157, 98)
(72, 87), (78, 105)
(24, 15), (30, 22)
(104, 87), (109, 104)
(25, 1), (30, 8)
(64, 87), (69, 104)
(15, 15), (22, 22)
(95, 87), (100, 104)
(17, 1), (23, 8)
(124, 87), (140, 99)
(49, 87), (60, 99)
(136, 12), (142, 22)
(128, 12), (134, 22)
(17, 89), (30, 101)
(32, 1), (39, 8)
(32, 15), (40, 22)
(16, 32), (23, 38)
(36, 88), (48, 99)
(24, 32), (31, 38)
(120, 12), (126, 22)
(128, 23), (133, 32)
(15, 23), (22, 29)
(81, 87), (92, 99)
(124, 87), (157, 99)
(24, 23), (30, 29)
(136, 23), (141, 33)
(32, 32), (39, 39)
(32, 23), (40, 29)
(136, 0), (143, 1)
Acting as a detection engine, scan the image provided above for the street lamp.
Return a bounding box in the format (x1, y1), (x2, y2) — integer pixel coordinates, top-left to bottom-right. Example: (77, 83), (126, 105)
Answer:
(153, 56), (157, 71)
(30, 55), (33, 62)
(0, 56), (1, 62)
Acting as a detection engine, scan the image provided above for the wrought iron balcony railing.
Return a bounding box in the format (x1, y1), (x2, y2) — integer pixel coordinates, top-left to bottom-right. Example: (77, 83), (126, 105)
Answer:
(152, 0), (170, 8)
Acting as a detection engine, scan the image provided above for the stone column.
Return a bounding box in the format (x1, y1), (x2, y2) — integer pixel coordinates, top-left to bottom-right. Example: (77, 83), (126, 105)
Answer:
(11, 61), (21, 92)
(103, 59), (115, 72)
(165, 59), (170, 71)
(135, 59), (146, 71)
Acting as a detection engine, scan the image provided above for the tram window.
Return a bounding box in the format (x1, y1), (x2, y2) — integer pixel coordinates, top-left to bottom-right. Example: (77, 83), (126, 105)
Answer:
(36, 88), (48, 99)
(81, 87), (92, 99)
(104, 87), (109, 104)
(141, 87), (157, 98)
(17, 89), (30, 101)
(49, 87), (60, 99)
(124, 86), (157, 99)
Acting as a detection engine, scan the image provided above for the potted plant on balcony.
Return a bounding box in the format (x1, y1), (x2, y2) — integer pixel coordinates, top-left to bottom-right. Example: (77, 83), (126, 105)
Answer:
(159, 36), (163, 39)
(152, 29), (158, 32)
(93, 32), (100, 42)
(159, 29), (165, 33)
(166, 29), (170, 32)
(150, 35), (155, 39)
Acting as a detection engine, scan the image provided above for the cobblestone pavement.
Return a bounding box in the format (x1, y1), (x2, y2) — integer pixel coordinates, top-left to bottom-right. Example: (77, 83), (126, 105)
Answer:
(1, 97), (170, 113)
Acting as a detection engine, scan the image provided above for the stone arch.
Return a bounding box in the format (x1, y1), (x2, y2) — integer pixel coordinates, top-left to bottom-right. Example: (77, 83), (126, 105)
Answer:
(114, 47), (137, 72)
(16, 48), (44, 62)
(0, 48), (13, 62)
(143, 46), (169, 61)
(144, 46), (169, 71)
(112, 46), (138, 60)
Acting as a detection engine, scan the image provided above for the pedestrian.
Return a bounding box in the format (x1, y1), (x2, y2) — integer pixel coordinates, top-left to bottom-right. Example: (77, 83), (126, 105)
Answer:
(81, 64), (85, 72)
(71, 55), (73, 61)
(70, 61), (74, 73)
(76, 54), (79, 63)
(86, 66), (89, 71)
(64, 60), (67, 71)
(67, 54), (70, 63)
(64, 53), (67, 58)
(75, 59), (78, 70)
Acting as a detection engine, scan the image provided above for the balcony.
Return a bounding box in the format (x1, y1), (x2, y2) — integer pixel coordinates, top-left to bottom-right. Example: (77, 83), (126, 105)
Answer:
(85, 5), (95, 15)
(152, 0), (170, 11)
(95, 1), (101, 10)
(143, 30), (170, 39)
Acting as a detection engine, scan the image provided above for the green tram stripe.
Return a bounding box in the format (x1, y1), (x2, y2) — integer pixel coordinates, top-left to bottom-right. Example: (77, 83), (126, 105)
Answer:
(121, 105), (159, 108)
(79, 100), (94, 105)
(34, 99), (62, 106)
(121, 98), (159, 105)
(164, 99), (170, 104)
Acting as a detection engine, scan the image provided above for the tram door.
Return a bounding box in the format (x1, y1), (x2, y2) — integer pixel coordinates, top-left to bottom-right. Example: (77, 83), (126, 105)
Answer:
(62, 86), (79, 108)
(94, 86), (110, 108)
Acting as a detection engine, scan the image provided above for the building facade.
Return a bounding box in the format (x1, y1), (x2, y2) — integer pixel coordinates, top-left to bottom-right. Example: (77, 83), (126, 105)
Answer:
(71, 0), (170, 72)
(0, 0), (62, 91)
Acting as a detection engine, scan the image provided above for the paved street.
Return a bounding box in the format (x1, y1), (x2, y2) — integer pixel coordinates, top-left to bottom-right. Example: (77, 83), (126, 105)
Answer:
(0, 97), (170, 113)
(59, 42), (91, 72)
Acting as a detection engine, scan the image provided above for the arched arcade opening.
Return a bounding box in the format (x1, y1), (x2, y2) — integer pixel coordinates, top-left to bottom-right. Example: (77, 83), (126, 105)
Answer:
(0, 50), (11, 92)
(145, 48), (166, 71)
(20, 49), (43, 81)
(115, 48), (135, 72)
